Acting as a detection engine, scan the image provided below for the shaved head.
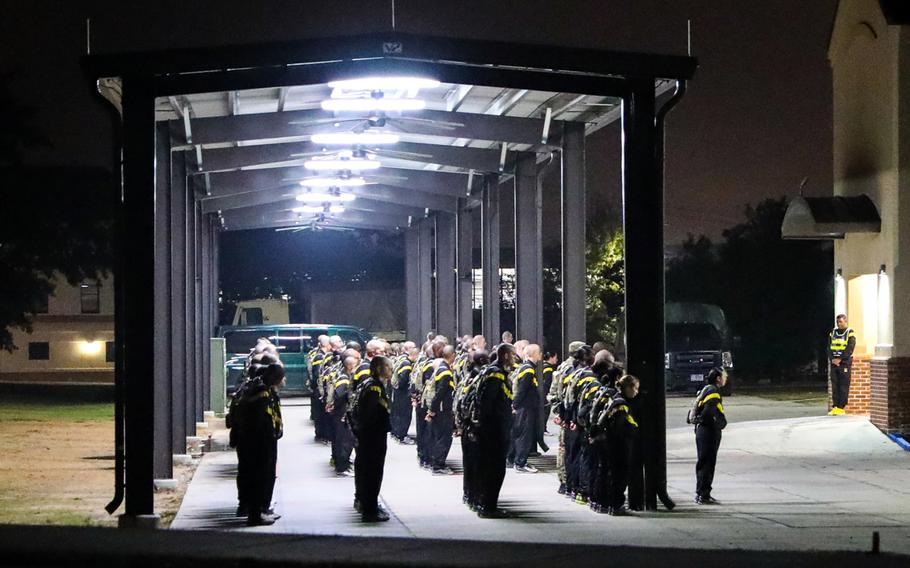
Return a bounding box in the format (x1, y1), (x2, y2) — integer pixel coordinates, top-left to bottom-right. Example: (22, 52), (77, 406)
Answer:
(525, 344), (541, 362)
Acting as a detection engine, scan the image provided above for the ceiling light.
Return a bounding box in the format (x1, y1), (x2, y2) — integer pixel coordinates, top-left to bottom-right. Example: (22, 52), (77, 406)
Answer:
(328, 76), (440, 91)
(304, 157), (381, 171)
(299, 177), (366, 188)
(295, 192), (356, 203)
(328, 205), (346, 214)
(311, 132), (400, 145)
(321, 98), (425, 112)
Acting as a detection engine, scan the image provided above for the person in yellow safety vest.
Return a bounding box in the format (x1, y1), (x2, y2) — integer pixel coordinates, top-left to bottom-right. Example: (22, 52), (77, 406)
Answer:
(828, 314), (856, 416)
(692, 367), (728, 505)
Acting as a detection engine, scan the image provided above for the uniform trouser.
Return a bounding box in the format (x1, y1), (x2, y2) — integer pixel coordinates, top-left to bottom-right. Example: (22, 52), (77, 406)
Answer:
(462, 434), (479, 502)
(626, 432), (644, 509)
(429, 411), (455, 468)
(695, 426), (722, 497)
(564, 428), (582, 492)
(577, 440), (598, 497)
(237, 436), (277, 516)
(831, 364), (851, 408)
(312, 395), (326, 439)
(331, 413), (354, 472)
(477, 431), (508, 511)
(354, 433), (387, 515)
(592, 442), (610, 506)
(537, 404), (550, 451)
(390, 389), (413, 440)
(511, 406), (537, 467)
(556, 427), (567, 485)
(607, 437), (630, 509)
(415, 405), (429, 463)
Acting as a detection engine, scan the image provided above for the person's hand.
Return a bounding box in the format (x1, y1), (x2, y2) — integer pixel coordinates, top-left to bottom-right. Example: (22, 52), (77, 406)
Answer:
(512, 408), (517, 414)
(425, 413), (433, 422)
(569, 422), (577, 431)
(832, 357), (841, 366)
(553, 416), (562, 426)
(326, 405), (333, 413)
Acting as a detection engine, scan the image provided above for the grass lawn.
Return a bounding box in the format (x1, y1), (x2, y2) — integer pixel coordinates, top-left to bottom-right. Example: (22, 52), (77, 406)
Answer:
(0, 392), (192, 527)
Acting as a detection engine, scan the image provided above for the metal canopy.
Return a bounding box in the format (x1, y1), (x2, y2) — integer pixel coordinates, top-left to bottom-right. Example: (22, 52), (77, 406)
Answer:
(127, 32), (697, 232)
(781, 195), (882, 240)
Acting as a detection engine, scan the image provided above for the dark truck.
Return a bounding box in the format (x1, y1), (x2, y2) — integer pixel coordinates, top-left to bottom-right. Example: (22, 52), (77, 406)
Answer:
(664, 302), (734, 392)
(219, 324), (371, 395)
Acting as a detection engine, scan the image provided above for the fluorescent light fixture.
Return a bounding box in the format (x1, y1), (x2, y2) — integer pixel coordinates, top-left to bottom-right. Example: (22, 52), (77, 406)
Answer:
(328, 205), (346, 214)
(295, 192), (356, 203)
(299, 177), (366, 188)
(328, 76), (440, 91)
(304, 158), (381, 171)
(321, 98), (425, 112)
(78, 340), (103, 355)
(311, 132), (400, 145)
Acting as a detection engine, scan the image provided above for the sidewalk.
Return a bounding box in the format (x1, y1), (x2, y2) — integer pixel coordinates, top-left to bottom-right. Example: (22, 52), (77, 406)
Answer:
(172, 397), (910, 555)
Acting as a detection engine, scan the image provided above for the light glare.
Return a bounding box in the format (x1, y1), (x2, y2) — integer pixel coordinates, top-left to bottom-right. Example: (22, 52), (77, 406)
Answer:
(321, 98), (425, 112)
(311, 133), (400, 145)
(299, 177), (366, 188)
(295, 193), (356, 203)
(328, 76), (440, 91)
(304, 158), (381, 171)
(78, 340), (103, 355)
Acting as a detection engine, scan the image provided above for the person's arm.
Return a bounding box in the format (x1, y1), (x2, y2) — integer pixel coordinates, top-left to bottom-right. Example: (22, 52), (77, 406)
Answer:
(843, 332), (856, 361)
(512, 366), (533, 409)
(701, 394), (727, 430)
(358, 386), (382, 433)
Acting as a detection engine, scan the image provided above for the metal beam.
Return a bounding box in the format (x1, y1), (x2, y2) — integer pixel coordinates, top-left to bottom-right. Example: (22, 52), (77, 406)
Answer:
(481, 175), (501, 343)
(168, 146), (188, 454)
(213, 195), (425, 220)
(417, 218), (434, 337)
(221, 208), (410, 232)
(621, 80), (666, 511)
(153, 122), (173, 481)
(514, 153), (543, 344)
(456, 199), (474, 337)
(435, 212), (457, 339)
(120, 75), (156, 518)
(174, 108), (561, 148)
(202, 185), (457, 217)
(405, 227), (421, 341)
(206, 166), (473, 198)
(189, 140), (511, 174)
(560, 122), (586, 356)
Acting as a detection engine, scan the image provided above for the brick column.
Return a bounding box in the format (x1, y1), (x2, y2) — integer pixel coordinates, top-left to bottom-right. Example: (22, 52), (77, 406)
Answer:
(829, 355), (871, 415)
(870, 357), (910, 433)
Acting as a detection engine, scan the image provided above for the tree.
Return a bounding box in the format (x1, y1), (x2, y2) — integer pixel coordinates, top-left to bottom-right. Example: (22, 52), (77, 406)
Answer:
(585, 228), (625, 346)
(0, 75), (113, 351)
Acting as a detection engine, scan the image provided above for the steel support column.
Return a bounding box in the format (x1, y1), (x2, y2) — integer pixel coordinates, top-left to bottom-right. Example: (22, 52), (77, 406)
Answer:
(194, 202), (205, 421)
(169, 146), (188, 453)
(561, 122), (587, 355)
(435, 212), (457, 339)
(622, 80), (667, 510)
(153, 122), (173, 481)
(481, 175), (501, 343)
(200, 214), (213, 412)
(456, 199), (474, 337)
(514, 153), (544, 343)
(120, 76), (156, 517)
(405, 227), (421, 341)
(417, 218), (434, 337)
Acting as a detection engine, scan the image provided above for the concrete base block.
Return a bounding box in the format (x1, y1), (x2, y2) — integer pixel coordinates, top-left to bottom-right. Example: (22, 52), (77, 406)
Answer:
(203, 411), (216, 419)
(117, 514), (160, 529)
(172, 454), (192, 466)
(195, 422), (209, 430)
(154, 478), (178, 491)
(186, 436), (204, 456)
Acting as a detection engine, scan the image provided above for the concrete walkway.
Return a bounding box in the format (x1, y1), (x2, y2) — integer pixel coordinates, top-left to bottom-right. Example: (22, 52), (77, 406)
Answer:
(172, 396), (910, 555)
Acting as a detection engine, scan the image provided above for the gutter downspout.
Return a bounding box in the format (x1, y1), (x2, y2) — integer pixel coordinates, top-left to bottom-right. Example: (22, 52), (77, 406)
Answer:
(654, 79), (687, 512)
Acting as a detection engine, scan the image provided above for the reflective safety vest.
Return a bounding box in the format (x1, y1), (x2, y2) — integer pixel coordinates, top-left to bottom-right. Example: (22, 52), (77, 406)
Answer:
(829, 327), (855, 358)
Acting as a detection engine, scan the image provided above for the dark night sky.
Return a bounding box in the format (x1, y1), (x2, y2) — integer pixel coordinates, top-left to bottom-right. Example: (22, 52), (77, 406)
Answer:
(2, 0), (837, 243)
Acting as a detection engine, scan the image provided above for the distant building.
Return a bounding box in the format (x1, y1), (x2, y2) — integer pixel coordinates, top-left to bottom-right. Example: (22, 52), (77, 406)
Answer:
(814, 0), (910, 431)
(0, 276), (114, 383)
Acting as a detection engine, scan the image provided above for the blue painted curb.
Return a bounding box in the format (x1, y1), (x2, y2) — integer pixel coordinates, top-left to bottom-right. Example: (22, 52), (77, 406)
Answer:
(887, 432), (910, 451)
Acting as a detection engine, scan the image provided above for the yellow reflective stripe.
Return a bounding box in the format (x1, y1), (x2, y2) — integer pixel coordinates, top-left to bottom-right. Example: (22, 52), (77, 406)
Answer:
(435, 370), (454, 381)
(334, 379), (351, 387)
(248, 391), (269, 402)
(626, 414), (639, 427)
(699, 392), (722, 406)
(448, 380), (456, 390)
(582, 386), (599, 400)
(355, 369), (370, 380)
(502, 384), (513, 400)
(399, 365), (413, 373)
(517, 367), (535, 380)
(717, 403), (725, 414)
(489, 372), (506, 380)
(370, 385), (382, 393)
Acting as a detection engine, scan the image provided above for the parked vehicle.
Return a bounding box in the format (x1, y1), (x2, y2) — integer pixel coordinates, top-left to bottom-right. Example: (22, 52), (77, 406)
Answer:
(231, 298), (290, 326)
(665, 302), (734, 393)
(218, 324), (371, 394)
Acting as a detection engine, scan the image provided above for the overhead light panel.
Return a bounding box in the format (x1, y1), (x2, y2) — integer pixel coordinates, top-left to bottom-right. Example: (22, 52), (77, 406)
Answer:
(328, 205), (346, 214)
(328, 76), (440, 92)
(304, 157), (381, 171)
(295, 192), (357, 203)
(311, 133), (400, 145)
(321, 98), (425, 112)
(294, 205), (327, 214)
(299, 177), (366, 188)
